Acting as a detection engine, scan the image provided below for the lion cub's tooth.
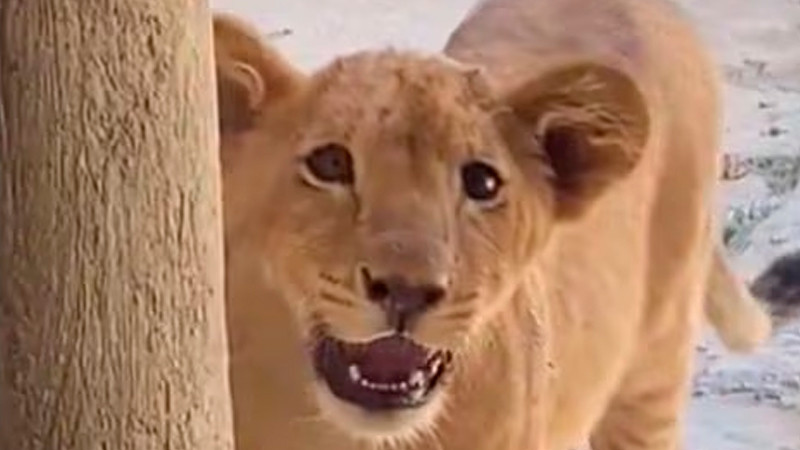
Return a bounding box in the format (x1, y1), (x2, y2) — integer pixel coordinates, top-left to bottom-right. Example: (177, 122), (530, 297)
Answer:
(409, 386), (425, 402)
(409, 370), (425, 387)
(348, 364), (361, 382)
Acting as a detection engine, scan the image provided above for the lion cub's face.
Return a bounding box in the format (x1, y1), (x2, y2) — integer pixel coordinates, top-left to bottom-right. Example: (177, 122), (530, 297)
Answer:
(215, 14), (648, 442)
(233, 52), (544, 437)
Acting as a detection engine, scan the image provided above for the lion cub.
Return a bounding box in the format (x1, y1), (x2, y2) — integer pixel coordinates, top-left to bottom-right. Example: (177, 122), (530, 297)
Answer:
(215, 0), (770, 448)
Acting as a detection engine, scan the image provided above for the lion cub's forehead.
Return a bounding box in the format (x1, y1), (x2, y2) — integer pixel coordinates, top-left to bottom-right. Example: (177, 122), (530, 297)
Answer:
(304, 51), (497, 153)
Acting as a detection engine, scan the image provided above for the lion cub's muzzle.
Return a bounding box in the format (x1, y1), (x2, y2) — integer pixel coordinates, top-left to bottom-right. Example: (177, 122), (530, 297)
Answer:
(312, 333), (453, 410)
(311, 269), (454, 411)
(312, 229), (455, 411)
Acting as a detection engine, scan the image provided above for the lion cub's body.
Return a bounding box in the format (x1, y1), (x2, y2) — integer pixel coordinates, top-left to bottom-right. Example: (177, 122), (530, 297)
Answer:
(445, 0), (719, 448)
(216, 0), (755, 449)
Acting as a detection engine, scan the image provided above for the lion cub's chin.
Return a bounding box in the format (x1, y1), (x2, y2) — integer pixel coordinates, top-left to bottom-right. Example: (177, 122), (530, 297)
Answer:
(313, 381), (446, 441)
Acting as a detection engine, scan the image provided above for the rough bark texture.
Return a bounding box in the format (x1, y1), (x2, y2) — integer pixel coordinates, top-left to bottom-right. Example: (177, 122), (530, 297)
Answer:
(0, 1), (234, 449)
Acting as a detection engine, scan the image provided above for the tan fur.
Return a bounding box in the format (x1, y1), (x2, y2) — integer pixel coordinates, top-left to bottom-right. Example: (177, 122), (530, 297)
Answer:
(214, 2), (769, 449)
(706, 246), (771, 352)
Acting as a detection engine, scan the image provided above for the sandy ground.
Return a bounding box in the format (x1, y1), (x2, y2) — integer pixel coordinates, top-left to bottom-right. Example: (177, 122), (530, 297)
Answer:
(211, 0), (800, 447)
(678, 1), (800, 448)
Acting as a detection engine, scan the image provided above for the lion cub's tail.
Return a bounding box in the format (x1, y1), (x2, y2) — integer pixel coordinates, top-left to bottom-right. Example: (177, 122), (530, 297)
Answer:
(705, 247), (772, 352)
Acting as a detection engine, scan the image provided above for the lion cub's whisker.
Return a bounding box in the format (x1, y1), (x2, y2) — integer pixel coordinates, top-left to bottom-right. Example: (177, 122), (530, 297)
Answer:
(291, 412), (327, 425)
(434, 308), (475, 322)
(451, 292), (480, 304)
(319, 272), (347, 286)
(319, 291), (357, 307)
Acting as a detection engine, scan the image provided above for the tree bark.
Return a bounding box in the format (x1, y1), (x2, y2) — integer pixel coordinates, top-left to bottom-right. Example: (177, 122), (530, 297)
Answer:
(0, 1), (234, 449)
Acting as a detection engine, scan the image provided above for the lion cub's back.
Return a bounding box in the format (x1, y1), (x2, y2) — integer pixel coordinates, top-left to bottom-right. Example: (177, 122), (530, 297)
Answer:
(446, 0), (719, 114)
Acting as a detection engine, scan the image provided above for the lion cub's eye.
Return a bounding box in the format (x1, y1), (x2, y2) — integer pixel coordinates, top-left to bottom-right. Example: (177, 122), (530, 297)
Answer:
(304, 143), (354, 185)
(461, 160), (503, 202)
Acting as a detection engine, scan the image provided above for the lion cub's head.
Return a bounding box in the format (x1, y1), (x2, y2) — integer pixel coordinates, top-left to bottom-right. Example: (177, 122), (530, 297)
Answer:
(215, 13), (649, 441)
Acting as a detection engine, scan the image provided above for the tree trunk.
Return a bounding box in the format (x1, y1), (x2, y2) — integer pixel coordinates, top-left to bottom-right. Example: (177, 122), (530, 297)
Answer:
(0, 1), (234, 449)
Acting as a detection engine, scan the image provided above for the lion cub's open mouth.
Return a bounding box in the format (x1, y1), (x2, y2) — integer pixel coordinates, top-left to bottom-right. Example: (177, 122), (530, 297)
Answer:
(312, 334), (453, 411)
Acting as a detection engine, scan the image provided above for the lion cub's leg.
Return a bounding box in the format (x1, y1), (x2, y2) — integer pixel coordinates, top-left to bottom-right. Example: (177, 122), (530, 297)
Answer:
(588, 346), (694, 449)
(588, 254), (708, 450)
(588, 317), (697, 449)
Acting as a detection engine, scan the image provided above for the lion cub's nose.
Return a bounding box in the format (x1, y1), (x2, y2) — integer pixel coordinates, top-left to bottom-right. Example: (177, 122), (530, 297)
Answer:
(361, 269), (446, 333)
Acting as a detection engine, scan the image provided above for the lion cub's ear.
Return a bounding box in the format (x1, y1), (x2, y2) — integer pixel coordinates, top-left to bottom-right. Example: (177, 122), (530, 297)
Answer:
(505, 62), (649, 219)
(213, 13), (304, 134)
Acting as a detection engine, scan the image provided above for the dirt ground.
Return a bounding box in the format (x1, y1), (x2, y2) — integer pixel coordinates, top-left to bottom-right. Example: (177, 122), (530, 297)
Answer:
(212, 0), (800, 447)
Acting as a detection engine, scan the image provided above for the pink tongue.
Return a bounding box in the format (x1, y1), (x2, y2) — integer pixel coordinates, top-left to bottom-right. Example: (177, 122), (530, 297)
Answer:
(357, 335), (427, 383)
